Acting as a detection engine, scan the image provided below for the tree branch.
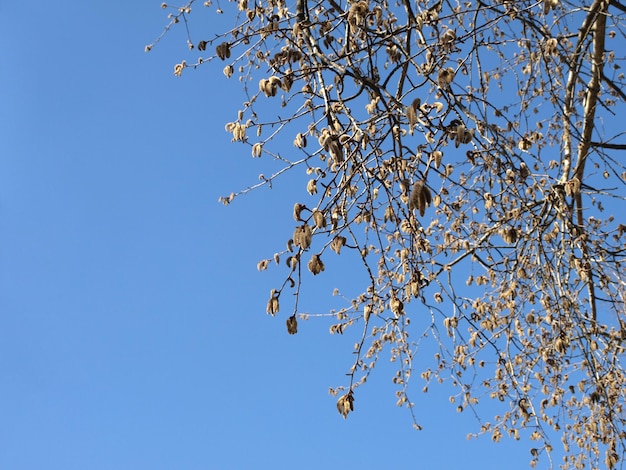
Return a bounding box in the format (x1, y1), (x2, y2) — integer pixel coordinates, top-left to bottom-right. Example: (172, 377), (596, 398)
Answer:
(601, 73), (626, 101)
(590, 141), (626, 149)
(609, 0), (626, 13)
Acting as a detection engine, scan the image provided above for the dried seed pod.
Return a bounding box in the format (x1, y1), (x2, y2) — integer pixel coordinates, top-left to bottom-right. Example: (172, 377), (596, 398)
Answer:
(307, 254), (325, 275)
(263, 80), (274, 97)
(318, 128), (330, 149)
(437, 67), (455, 88)
(257, 259), (269, 271)
(399, 178), (411, 195)
(330, 236), (346, 254)
(405, 99), (419, 130)
(390, 295), (404, 316)
(544, 37), (558, 56)
(363, 304), (373, 322)
(501, 227), (518, 244)
(484, 192), (494, 209)
(286, 255), (299, 271)
(432, 150), (443, 168)
(421, 184), (432, 207)
(405, 113), (417, 135)
(280, 73), (293, 92)
(215, 42), (231, 60)
(565, 177), (581, 196)
(307, 179), (318, 195)
(543, 0), (559, 14)
(223, 65), (234, 78)
(286, 315), (298, 334)
(293, 203), (306, 221)
(230, 122), (247, 142)
(293, 132), (307, 148)
(251, 142), (263, 158)
(266, 289), (279, 315)
(455, 124), (473, 147)
(336, 394), (345, 414)
(347, 1), (368, 26)
(383, 205), (396, 222)
(327, 137), (343, 162)
(259, 76), (281, 97)
(409, 180), (432, 217)
(173, 61), (186, 76)
(519, 162), (530, 180)
(293, 223), (313, 249)
(441, 28), (456, 46)
(430, 101), (444, 113)
(268, 76), (281, 94)
(365, 96), (379, 114)
(336, 391), (355, 419)
(518, 137), (532, 151)
(292, 230), (302, 249)
(312, 209), (326, 228)
(409, 180), (424, 210)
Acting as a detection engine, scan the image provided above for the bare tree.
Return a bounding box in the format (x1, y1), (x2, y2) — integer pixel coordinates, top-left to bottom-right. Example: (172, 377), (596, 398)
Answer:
(149, 0), (626, 467)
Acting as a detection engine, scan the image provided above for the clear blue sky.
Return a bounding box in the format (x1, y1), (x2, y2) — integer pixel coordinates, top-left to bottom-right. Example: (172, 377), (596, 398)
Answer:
(0, 2), (562, 469)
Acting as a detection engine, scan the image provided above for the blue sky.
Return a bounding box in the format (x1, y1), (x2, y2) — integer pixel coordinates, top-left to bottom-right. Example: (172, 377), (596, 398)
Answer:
(0, 2), (566, 469)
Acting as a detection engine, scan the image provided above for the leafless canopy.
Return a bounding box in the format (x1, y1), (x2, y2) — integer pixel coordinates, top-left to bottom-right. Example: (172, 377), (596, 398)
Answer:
(150, 0), (626, 467)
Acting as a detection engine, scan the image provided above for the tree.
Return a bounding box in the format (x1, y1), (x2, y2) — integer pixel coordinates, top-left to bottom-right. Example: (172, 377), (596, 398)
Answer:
(148, 0), (626, 467)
